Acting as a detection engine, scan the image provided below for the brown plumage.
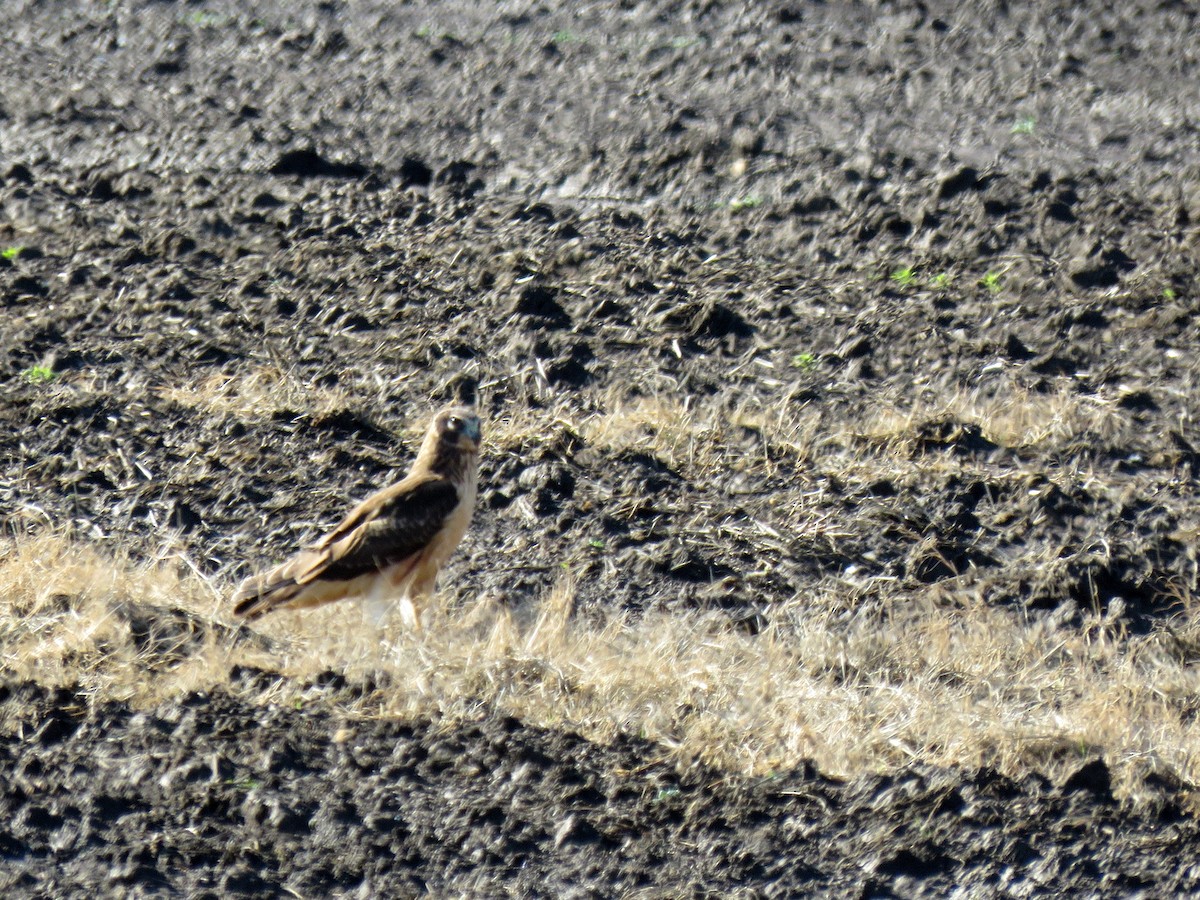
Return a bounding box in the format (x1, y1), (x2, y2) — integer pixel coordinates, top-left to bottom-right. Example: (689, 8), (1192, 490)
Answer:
(231, 405), (481, 628)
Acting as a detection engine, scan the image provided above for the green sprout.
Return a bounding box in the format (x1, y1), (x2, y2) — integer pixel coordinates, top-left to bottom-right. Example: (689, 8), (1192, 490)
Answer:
(792, 352), (817, 371)
(588, 538), (605, 550)
(1, 245), (23, 260)
(1011, 117), (1036, 135)
(654, 786), (681, 803)
(727, 195), (763, 212)
(188, 10), (222, 27)
(890, 266), (916, 287)
(980, 271), (1002, 293)
(22, 365), (56, 385)
(416, 25), (460, 41)
(931, 272), (951, 288)
(1164, 287), (1177, 300)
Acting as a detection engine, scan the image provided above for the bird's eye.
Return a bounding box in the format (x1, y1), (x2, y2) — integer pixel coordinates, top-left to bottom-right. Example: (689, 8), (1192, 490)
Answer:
(447, 415), (461, 430)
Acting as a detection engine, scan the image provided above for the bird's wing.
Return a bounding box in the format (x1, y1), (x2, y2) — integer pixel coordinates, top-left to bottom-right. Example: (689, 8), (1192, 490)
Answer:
(291, 474), (462, 585)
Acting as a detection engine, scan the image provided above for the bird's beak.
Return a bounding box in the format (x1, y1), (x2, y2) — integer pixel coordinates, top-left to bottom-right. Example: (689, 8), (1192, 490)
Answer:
(460, 418), (481, 448)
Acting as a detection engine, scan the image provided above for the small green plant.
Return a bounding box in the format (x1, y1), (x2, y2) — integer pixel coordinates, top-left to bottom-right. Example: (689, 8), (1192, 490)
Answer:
(727, 195), (763, 212)
(552, 29), (582, 43)
(588, 538), (605, 550)
(1164, 287), (1177, 300)
(1011, 117), (1036, 135)
(414, 24), (458, 40)
(22, 365), (56, 385)
(654, 786), (681, 803)
(188, 10), (222, 28)
(980, 271), (1002, 293)
(1, 245), (24, 260)
(792, 352), (817, 371)
(890, 266), (916, 287)
(931, 272), (951, 288)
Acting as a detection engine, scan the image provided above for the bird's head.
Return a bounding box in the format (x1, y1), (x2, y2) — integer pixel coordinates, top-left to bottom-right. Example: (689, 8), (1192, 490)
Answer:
(434, 405), (482, 452)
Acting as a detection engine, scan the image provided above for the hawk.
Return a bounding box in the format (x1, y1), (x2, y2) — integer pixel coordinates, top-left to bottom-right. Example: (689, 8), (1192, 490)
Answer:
(231, 405), (481, 629)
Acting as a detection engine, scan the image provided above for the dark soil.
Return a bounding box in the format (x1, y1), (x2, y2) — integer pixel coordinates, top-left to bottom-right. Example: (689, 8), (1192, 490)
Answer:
(4, 0), (1200, 895)
(3, 677), (1198, 899)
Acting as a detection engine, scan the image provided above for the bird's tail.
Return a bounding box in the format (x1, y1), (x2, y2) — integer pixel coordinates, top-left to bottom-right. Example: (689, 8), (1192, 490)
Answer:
(230, 574), (305, 620)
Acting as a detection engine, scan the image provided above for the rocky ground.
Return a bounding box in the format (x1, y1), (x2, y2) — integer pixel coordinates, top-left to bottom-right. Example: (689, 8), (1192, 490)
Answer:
(4, 0), (1200, 895)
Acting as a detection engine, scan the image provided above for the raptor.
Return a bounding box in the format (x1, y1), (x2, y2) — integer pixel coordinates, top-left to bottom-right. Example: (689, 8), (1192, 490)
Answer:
(231, 405), (481, 629)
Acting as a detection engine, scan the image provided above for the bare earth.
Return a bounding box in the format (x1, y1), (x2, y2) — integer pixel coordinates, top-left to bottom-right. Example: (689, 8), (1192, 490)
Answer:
(4, 0), (1200, 896)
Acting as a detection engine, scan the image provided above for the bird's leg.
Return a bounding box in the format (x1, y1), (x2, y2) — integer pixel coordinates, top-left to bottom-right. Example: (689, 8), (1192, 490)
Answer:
(398, 594), (423, 635)
(403, 566), (439, 636)
(362, 576), (396, 628)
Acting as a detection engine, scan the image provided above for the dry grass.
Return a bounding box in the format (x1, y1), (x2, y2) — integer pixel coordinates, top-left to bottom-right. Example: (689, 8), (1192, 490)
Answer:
(485, 392), (826, 482)
(158, 365), (358, 420)
(4, 529), (1200, 803)
(0, 531), (253, 703)
(0, 387), (1188, 797)
(860, 382), (1127, 451)
(489, 382), (1121, 491)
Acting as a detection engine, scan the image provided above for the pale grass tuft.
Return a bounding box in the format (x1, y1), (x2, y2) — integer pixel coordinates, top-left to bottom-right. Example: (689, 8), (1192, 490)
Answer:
(485, 403), (584, 453)
(159, 365), (355, 420)
(583, 395), (700, 465)
(6, 532), (1200, 802)
(0, 531), (262, 704)
(578, 392), (825, 478)
(544, 387), (1112, 498)
(862, 382), (1125, 451)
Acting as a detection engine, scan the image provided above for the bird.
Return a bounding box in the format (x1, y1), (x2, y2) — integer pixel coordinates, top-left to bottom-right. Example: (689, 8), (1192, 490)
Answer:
(231, 405), (481, 630)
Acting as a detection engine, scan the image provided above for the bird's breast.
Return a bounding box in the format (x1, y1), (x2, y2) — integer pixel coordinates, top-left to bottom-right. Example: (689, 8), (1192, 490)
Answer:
(428, 468), (478, 566)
